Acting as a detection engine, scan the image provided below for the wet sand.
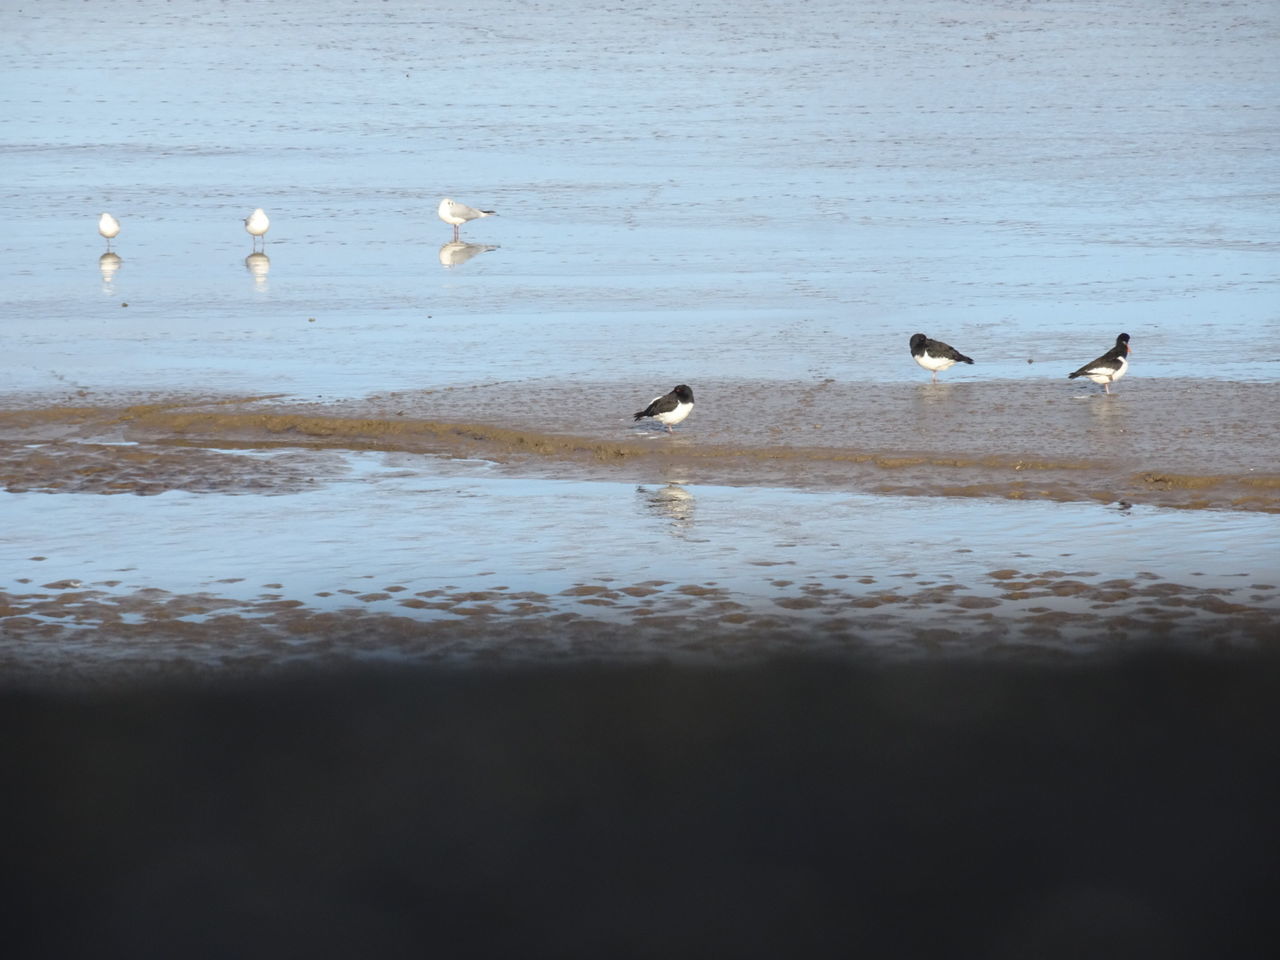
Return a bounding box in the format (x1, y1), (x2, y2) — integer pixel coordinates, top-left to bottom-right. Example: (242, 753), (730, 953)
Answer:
(2, 414), (1276, 680)
(3, 568), (1276, 683)
(3, 378), (1277, 512)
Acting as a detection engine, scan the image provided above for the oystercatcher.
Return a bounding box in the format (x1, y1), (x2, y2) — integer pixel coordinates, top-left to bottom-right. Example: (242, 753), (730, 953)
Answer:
(1068, 333), (1131, 394)
(633, 384), (694, 433)
(910, 333), (974, 383)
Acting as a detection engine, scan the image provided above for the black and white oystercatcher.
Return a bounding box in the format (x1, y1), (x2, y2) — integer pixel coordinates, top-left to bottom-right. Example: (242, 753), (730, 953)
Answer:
(909, 333), (974, 383)
(1068, 333), (1131, 394)
(633, 384), (694, 433)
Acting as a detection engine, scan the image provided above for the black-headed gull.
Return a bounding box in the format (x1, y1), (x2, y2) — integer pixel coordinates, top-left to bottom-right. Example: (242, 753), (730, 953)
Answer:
(244, 208), (270, 249)
(437, 197), (496, 240)
(98, 212), (120, 249)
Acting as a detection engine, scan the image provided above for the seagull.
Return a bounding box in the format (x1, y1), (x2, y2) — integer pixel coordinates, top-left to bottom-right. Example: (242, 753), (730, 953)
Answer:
(437, 197), (496, 241)
(1068, 333), (1131, 394)
(244, 208), (270, 249)
(633, 384), (694, 433)
(98, 212), (121, 250)
(909, 333), (974, 383)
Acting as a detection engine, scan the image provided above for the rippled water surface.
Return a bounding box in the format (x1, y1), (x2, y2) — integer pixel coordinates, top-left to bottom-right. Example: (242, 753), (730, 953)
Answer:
(3, 0), (1277, 397)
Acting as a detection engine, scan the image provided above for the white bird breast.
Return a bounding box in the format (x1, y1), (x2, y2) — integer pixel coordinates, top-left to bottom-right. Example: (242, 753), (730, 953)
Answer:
(914, 351), (956, 373)
(245, 210), (270, 236)
(655, 401), (693, 426)
(1084, 357), (1127, 383)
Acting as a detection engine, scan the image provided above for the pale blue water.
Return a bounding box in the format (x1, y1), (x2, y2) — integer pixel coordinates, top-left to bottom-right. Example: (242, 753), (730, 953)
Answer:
(2, 0), (1277, 397)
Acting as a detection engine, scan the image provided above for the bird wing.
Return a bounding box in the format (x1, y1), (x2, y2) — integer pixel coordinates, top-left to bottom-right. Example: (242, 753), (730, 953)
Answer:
(932, 339), (973, 363)
(1072, 346), (1124, 376)
(635, 393), (676, 419)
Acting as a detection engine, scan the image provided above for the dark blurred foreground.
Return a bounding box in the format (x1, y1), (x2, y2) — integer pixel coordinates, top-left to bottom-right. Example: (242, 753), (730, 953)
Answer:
(3, 650), (1278, 959)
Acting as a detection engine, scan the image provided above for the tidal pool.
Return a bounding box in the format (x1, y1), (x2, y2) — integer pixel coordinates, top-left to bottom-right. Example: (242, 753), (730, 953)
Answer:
(2, 448), (1276, 678)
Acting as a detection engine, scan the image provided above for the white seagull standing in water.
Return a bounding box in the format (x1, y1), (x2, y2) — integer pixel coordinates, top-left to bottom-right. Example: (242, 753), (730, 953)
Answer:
(98, 212), (121, 250)
(244, 208), (270, 249)
(437, 197), (496, 241)
(1068, 333), (1131, 394)
(633, 384), (695, 433)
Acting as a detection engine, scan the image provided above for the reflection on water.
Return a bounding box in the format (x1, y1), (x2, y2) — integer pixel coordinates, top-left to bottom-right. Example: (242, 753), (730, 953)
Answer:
(637, 482), (696, 533)
(912, 382), (956, 408)
(1087, 393), (1129, 450)
(245, 251), (270, 287)
(910, 382), (960, 440)
(3, 0), (1276, 399)
(3, 454), (1276, 672)
(438, 241), (498, 268)
(98, 251), (122, 286)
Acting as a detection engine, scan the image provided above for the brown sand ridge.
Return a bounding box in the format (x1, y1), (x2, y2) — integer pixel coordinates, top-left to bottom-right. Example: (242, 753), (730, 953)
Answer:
(1, 377), (1277, 511)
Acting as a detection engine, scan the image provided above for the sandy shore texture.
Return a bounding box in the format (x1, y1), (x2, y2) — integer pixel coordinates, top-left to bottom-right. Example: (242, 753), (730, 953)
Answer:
(3, 379), (1277, 512)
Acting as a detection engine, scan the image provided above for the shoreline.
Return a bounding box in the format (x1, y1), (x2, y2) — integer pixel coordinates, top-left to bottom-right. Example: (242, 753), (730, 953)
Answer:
(3, 378), (1277, 512)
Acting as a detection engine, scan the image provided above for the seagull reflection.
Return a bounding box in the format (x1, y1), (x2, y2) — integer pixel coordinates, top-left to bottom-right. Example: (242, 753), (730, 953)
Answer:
(245, 251), (270, 286)
(636, 483), (696, 533)
(439, 241), (498, 268)
(98, 251), (122, 284)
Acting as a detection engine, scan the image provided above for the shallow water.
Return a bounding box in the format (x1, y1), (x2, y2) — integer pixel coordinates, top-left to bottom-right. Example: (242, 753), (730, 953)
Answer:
(2, 449), (1276, 675)
(2, 0), (1277, 397)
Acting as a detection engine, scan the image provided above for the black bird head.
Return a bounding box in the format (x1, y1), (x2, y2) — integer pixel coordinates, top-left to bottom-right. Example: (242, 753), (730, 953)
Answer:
(673, 385), (693, 403)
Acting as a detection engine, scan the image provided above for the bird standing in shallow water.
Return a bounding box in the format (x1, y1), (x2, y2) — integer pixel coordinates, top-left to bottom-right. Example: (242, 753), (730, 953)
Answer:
(634, 384), (695, 433)
(1068, 333), (1131, 394)
(244, 208), (270, 250)
(909, 333), (974, 383)
(438, 198), (496, 241)
(98, 212), (120, 250)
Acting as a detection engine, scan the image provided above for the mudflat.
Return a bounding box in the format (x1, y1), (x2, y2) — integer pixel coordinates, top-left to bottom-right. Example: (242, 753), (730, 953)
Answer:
(3, 378), (1276, 511)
